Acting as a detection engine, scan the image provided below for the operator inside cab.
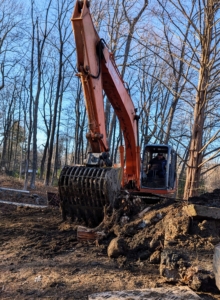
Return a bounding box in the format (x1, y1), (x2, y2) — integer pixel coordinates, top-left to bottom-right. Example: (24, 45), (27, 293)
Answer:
(141, 144), (177, 190)
(147, 153), (166, 182)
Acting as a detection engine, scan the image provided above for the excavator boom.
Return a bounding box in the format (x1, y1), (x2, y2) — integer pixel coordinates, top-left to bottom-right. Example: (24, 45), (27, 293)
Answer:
(71, 0), (140, 185)
(72, 1), (108, 153)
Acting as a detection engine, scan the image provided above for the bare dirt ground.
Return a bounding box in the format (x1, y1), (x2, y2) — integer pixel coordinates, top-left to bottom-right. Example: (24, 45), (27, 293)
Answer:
(0, 175), (220, 300)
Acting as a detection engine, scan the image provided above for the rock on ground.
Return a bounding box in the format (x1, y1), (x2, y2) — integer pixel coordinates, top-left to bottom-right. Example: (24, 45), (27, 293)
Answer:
(107, 237), (125, 258)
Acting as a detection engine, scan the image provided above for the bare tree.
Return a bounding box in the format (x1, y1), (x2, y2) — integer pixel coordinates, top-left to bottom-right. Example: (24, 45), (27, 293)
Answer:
(182, 1), (220, 198)
(38, 67), (54, 179)
(45, 0), (75, 185)
(0, 0), (24, 91)
(29, 0), (53, 189)
(23, 1), (35, 190)
(0, 84), (17, 170)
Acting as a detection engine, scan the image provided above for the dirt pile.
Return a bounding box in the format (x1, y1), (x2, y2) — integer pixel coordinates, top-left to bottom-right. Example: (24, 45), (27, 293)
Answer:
(93, 197), (220, 294)
(73, 190), (220, 297)
(188, 189), (220, 207)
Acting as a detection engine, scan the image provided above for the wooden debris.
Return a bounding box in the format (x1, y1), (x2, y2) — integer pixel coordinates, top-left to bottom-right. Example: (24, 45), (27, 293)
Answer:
(0, 200), (47, 208)
(77, 226), (106, 241)
(138, 206), (151, 218)
(0, 187), (29, 194)
(183, 204), (220, 220)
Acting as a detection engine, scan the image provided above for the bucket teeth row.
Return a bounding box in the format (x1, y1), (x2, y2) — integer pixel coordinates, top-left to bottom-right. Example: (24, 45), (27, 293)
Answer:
(58, 166), (121, 226)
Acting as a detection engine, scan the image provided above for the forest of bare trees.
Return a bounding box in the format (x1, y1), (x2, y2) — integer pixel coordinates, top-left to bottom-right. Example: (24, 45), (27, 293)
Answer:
(0, 0), (220, 198)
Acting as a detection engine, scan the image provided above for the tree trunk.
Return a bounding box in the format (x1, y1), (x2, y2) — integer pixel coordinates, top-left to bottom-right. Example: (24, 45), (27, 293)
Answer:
(39, 137), (50, 180)
(184, 0), (215, 198)
(51, 78), (64, 184)
(24, 3), (35, 190)
(45, 49), (63, 186)
(30, 1), (52, 188)
(184, 97), (205, 198)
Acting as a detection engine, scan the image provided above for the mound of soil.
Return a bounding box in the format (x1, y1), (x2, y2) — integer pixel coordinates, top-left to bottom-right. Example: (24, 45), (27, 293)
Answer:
(188, 189), (220, 207)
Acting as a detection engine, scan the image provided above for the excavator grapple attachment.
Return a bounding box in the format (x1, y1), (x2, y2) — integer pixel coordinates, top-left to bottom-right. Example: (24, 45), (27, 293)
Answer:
(58, 166), (121, 226)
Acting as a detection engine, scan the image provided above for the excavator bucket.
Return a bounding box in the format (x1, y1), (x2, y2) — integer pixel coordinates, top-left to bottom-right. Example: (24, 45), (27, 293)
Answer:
(58, 166), (122, 227)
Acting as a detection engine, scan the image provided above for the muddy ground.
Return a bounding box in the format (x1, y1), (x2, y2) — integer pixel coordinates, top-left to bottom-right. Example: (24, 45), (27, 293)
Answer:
(0, 175), (220, 300)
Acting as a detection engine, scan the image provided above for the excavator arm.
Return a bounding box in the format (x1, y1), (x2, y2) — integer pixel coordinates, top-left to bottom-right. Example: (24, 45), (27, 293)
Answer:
(72, 1), (108, 153)
(72, 0), (140, 186)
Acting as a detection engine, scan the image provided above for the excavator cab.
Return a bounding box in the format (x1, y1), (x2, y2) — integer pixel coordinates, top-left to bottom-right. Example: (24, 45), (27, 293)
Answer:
(141, 145), (177, 193)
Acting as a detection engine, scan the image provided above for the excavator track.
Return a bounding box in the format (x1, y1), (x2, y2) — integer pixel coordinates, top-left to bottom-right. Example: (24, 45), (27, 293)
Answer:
(58, 165), (121, 227)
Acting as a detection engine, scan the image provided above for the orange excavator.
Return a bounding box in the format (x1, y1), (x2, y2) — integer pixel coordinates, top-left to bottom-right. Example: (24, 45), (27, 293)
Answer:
(58, 0), (177, 226)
